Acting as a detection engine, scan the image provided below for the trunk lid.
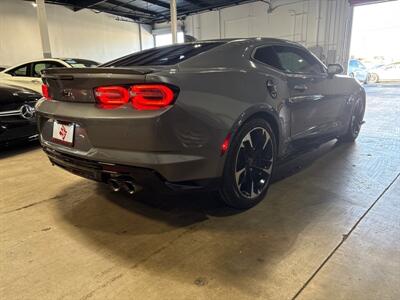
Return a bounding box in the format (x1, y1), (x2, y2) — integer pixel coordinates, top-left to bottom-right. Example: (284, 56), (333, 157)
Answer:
(42, 67), (166, 103)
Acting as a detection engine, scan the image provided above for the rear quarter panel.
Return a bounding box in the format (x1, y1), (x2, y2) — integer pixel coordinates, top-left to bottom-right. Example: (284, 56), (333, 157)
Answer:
(146, 63), (286, 177)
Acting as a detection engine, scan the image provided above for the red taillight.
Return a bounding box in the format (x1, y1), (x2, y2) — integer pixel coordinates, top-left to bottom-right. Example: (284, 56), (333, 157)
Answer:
(42, 84), (50, 100)
(93, 84), (176, 110)
(131, 85), (175, 110)
(94, 86), (130, 105)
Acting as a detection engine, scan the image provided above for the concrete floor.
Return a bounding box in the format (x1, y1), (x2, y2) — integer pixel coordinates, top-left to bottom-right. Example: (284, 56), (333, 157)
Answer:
(1, 84), (399, 300)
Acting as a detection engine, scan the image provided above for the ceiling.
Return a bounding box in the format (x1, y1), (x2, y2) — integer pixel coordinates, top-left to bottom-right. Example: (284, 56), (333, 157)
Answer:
(33, 0), (397, 24)
(38, 0), (259, 24)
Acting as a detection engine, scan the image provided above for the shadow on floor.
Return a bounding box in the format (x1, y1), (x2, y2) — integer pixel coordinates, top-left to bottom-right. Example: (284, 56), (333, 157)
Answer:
(0, 140), (39, 159)
(49, 140), (364, 295)
(54, 139), (345, 231)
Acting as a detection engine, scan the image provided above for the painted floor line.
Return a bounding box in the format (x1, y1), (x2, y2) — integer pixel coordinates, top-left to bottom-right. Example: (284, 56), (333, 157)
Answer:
(291, 172), (400, 300)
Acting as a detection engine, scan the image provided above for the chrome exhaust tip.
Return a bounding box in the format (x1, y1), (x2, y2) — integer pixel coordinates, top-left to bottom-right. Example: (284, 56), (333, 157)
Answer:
(109, 179), (121, 192)
(122, 181), (136, 195)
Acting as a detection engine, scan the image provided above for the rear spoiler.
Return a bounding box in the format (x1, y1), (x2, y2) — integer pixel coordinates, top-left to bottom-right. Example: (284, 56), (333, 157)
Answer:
(41, 67), (155, 78)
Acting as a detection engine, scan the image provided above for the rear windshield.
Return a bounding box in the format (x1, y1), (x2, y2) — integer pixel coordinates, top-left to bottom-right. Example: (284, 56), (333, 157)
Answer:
(102, 42), (224, 67)
(63, 59), (99, 68)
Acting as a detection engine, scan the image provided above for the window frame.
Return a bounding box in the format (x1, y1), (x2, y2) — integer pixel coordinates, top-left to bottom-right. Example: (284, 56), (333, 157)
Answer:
(251, 44), (327, 76)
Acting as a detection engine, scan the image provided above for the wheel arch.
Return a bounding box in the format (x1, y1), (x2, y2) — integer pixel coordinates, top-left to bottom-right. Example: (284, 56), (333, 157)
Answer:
(247, 111), (280, 148)
(229, 105), (282, 154)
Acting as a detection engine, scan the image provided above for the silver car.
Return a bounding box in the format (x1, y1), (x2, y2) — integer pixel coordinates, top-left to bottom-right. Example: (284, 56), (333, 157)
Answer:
(36, 38), (366, 209)
(368, 62), (400, 83)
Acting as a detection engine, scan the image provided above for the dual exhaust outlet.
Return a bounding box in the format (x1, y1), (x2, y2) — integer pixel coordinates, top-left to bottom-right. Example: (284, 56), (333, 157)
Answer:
(108, 179), (137, 195)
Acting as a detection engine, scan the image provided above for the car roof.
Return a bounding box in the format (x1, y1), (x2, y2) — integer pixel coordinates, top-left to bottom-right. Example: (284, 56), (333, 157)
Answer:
(0, 58), (98, 73)
(184, 37), (305, 47)
(142, 37), (310, 57)
(58, 58), (98, 62)
(1, 58), (69, 73)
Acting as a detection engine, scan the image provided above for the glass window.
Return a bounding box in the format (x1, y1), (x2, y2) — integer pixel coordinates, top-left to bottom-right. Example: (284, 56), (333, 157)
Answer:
(274, 46), (325, 74)
(32, 62), (64, 77)
(62, 59), (99, 68)
(358, 62), (366, 69)
(253, 46), (282, 70)
(102, 42), (225, 67)
(385, 64), (397, 70)
(8, 64), (30, 77)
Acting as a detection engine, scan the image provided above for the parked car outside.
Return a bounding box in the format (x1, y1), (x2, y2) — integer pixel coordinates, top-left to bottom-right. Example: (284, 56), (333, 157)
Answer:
(0, 83), (41, 146)
(368, 62), (400, 83)
(348, 59), (369, 83)
(0, 58), (99, 93)
(36, 38), (366, 209)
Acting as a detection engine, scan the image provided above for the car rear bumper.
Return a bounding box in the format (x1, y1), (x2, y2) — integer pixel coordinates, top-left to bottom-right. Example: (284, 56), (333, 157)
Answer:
(36, 99), (228, 182)
(43, 146), (220, 191)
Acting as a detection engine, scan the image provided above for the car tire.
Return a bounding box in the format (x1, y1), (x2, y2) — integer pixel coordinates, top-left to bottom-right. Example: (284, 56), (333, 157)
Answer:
(339, 96), (365, 143)
(219, 118), (276, 209)
(369, 73), (379, 83)
(363, 74), (369, 84)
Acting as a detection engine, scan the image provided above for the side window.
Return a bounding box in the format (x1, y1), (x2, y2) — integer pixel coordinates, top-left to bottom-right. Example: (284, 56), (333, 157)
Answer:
(253, 46), (282, 70)
(32, 62), (64, 77)
(274, 46), (325, 74)
(7, 63), (31, 77)
(385, 65), (395, 70)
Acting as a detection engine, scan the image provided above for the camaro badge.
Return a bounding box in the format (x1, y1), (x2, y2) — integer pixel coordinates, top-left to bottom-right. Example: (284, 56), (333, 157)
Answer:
(62, 88), (74, 98)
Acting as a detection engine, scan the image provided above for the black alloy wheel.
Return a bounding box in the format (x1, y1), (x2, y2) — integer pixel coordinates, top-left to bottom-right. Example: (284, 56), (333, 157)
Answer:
(235, 127), (273, 199)
(220, 118), (276, 209)
(340, 97), (365, 142)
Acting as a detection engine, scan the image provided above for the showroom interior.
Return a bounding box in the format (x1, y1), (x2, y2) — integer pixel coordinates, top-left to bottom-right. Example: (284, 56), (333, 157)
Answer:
(0, 0), (399, 299)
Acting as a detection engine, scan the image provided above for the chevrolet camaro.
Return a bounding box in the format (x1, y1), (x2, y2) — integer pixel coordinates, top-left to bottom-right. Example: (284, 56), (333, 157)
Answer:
(36, 38), (365, 209)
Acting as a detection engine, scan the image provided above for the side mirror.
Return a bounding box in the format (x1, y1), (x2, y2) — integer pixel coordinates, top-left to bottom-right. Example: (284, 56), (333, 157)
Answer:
(327, 64), (344, 76)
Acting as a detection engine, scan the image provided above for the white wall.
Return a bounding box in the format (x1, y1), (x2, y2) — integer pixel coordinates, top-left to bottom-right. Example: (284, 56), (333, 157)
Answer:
(0, 0), (154, 66)
(183, 0), (354, 67)
(140, 24), (155, 51)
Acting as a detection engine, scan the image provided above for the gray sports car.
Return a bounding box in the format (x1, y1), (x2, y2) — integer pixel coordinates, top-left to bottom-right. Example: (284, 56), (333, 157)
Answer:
(36, 38), (365, 209)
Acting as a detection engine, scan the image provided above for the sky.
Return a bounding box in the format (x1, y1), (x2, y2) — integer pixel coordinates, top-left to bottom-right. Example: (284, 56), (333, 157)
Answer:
(350, 0), (400, 61)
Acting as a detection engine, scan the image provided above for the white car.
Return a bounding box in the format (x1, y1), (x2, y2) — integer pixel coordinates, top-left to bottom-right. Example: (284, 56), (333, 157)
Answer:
(368, 62), (400, 83)
(0, 58), (98, 93)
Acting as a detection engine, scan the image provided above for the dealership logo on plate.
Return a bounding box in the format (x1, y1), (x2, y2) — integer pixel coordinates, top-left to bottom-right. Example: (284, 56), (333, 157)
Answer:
(59, 125), (68, 140)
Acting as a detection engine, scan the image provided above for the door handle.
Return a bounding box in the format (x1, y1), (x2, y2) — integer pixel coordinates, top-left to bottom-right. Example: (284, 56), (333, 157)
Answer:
(294, 84), (308, 92)
(266, 80), (278, 99)
(31, 79), (41, 84)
